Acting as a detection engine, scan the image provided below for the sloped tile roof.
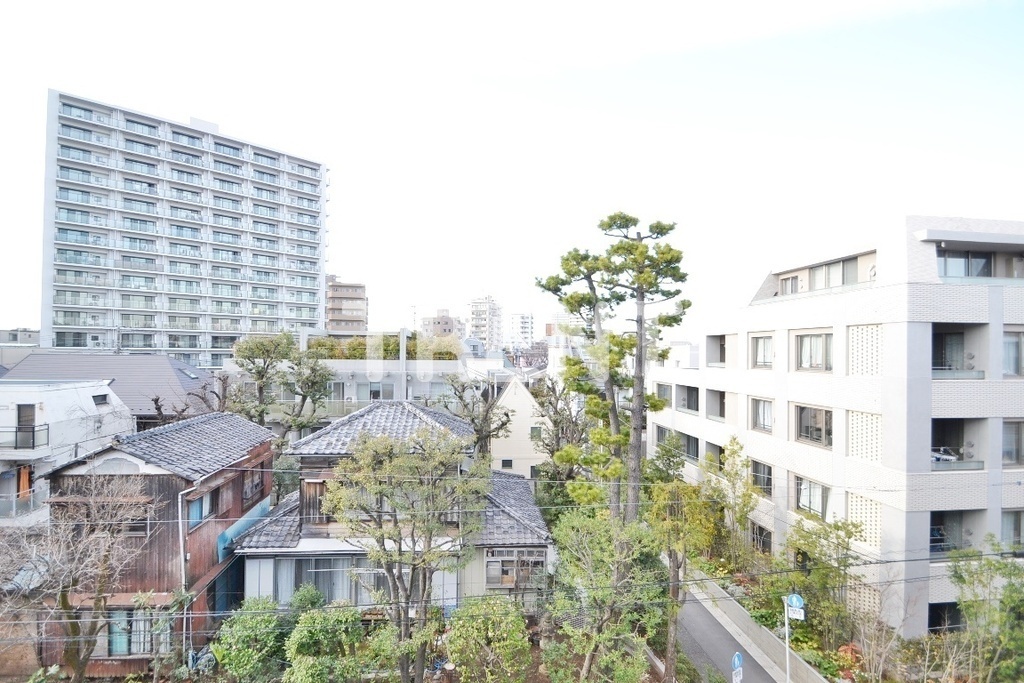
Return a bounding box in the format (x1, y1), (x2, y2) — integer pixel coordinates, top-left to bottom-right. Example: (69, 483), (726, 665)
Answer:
(107, 412), (272, 481)
(233, 491), (301, 551)
(479, 471), (551, 546)
(3, 352), (214, 415)
(287, 401), (475, 456)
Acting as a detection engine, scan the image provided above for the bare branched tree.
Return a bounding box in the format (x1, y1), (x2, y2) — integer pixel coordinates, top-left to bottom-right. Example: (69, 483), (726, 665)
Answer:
(438, 374), (512, 456)
(0, 471), (159, 683)
(186, 373), (231, 413)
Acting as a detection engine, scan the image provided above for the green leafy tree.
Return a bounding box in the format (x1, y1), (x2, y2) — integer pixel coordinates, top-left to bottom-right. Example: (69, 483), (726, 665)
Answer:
(284, 602), (367, 683)
(549, 510), (665, 682)
(947, 535), (1024, 683)
(699, 436), (758, 571)
(231, 332), (297, 426)
(273, 454), (301, 502)
(321, 430), (492, 683)
(446, 596), (531, 683)
(438, 374), (513, 455)
(280, 346), (333, 437)
(215, 596), (286, 682)
(646, 480), (715, 683)
(539, 212), (689, 524)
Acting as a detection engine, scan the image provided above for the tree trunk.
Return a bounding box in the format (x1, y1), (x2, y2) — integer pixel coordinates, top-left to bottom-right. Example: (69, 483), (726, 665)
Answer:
(664, 548), (680, 683)
(624, 286), (646, 524)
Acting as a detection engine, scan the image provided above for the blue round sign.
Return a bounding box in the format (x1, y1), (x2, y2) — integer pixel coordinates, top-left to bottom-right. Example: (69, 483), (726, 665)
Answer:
(787, 594), (804, 609)
(732, 652), (743, 670)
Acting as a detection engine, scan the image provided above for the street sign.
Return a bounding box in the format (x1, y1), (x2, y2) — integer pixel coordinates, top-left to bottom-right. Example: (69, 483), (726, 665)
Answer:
(732, 652), (743, 670)
(732, 667), (743, 683)
(786, 593), (804, 609)
(787, 606), (806, 621)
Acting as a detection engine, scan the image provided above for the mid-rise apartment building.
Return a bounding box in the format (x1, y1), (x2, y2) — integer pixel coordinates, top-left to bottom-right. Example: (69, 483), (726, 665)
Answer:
(470, 295), (503, 351)
(509, 312), (535, 349)
(325, 275), (368, 332)
(648, 216), (1024, 637)
(420, 308), (466, 339)
(41, 91), (327, 367)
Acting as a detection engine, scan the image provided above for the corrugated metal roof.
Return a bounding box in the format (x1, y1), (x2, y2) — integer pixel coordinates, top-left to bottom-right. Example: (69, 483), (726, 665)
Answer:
(287, 401), (475, 456)
(2, 352), (214, 415)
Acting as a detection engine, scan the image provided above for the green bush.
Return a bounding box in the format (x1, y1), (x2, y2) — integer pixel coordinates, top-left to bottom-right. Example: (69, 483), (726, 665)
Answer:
(674, 652), (701, 683)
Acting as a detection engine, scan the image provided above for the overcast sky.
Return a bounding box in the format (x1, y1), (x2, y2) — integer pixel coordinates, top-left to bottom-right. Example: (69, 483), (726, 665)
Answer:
(3, 0), (1022, 338)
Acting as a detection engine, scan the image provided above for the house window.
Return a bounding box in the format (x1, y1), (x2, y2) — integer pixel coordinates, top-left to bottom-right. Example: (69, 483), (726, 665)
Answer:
(796, 333), (832, 371)
(1004, 421), (1024, 466)
(501, 459), (513, 470)
(530, 426), (542, 440)
(795, 476), (829, 519)
(751, 398), (772, 433)
(530, 465), (539, 479)
(242, 466), (265, 506)
(675, 385), (699, 412)
(680, 432), (699, 462)
(751, 461), (773, 496)
(301, 480), (327, 524)
(751, 336), (773, 368)
(751, 523), (772, 554)
(485, 548), (546, 588)
(796, 405), (833, 447)
(656, 383), (672, 405)
(779, 276), (798, 295)
(187, 489), (219, 529)
(1002, 510), (1024, 547)
(100, 610), (166, 656)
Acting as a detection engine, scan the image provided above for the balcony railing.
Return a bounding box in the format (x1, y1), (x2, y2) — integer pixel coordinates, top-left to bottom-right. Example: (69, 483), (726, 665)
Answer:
(0, 425), (50, 449)
(932, 366), (985, 380)
(0, 487), (46, 519)
(930, 447), (984, 471)
(930, 525), (963, 555)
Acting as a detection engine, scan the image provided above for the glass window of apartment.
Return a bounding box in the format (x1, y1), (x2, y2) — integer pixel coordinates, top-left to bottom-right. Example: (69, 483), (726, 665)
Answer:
(751, 336), (773, 368)
(779, 276), (798, 295)
(655, 383), (672, 404)
(1002, 510), (1024, 547)
(677, 432), (699, 462)
(751, 461), (772, 496)
(937, 249), (993, 277)
(796, 405), (832, 447)
(751, 398), (772, 433)
(1004, 421), (1024, 466)
(1005, 332), (1024, 376)
(795, 476), (829, 519)
(933, 331), (965, 371)
(655, 425), (670, 445)
(675, 385), (699, 412)
(797, 333), (832, 371)
(751, 522), (772, 554)
(930, 510), (963, 554)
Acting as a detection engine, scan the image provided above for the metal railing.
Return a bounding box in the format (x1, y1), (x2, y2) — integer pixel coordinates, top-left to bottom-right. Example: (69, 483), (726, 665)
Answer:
(0, 487), (46, 519)
(0, 425), (50, 449)
(930, 447), (984, 471)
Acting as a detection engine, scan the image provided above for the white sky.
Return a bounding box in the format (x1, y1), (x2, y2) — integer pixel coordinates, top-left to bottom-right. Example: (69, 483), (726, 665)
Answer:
(3, 0), (1023, 338)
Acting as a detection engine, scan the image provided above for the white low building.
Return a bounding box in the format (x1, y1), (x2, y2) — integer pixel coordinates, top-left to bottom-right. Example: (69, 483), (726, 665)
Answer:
(648, 215), (1024, 637)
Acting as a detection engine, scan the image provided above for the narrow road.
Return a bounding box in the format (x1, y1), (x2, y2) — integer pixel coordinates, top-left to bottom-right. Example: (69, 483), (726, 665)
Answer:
(677, 591), (779, 682)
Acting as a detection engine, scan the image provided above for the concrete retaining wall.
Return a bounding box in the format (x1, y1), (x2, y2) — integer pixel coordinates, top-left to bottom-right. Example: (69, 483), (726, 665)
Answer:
(690, 569), (830, 683)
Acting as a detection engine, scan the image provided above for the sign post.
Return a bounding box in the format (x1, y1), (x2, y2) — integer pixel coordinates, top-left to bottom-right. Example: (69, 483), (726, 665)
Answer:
(731, 651), (743, 683)
(783, 594), (805, 683)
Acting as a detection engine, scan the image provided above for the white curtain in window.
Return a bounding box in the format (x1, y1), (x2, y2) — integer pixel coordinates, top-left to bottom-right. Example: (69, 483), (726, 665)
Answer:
(276, 558), (296, 604)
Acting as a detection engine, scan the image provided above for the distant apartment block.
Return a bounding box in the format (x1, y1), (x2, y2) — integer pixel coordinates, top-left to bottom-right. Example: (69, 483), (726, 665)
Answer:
(41, 91), (327, 368)
(470, 295), (503, 351)
(325, 275), (367, 332)
(509, 313), (535, 349)
(420, 308), (465, 339)
(0, 329), (40, 345)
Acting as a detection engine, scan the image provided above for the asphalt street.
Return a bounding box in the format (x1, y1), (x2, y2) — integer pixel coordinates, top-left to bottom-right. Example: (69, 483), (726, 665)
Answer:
(676, 591), (781, 683)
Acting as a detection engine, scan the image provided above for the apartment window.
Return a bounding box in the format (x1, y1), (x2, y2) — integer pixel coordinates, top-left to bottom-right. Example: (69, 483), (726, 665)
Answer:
(172, 131), (202, 147)
(707, 389), (726, 421)
(656, 383), (672, 404)
(751, 522), (772, 554)
(1004, 421), (1024, 466)
(655, 425), (669, 445)
(796, 405), (832, 447)
(779, 276), (798, 295)
(937, 250), (993, 278)
(928, 603), (964, 632)
(187, 490), (219, 529)
(214, 160), (241, 174)
(797, 333), (832, 371)
(680, 432), (699, 462)
(530, 426), (542, 440)
(675, 385), (699, 412)
(751, 461), (773, 496)
(1005, 332), (1024, 376)
(214, 142), (241, 157)
(501, 459), (513, 470)
(751, 398), (772, 433)
(795, 476), (829, 519)
(934, 332), (966, 371)
(751, 336), (773, 368)
(125, 119), (158, 136)
(1002, 510), (1024, 547)
(930, 510), (963, 554)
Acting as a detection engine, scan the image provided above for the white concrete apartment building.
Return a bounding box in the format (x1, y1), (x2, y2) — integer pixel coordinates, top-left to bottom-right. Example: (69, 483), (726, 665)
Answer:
(648, 215), (1024, 637)
(509, 312), (535, 350)
(469, 295), (503, 351)
(41, 91), (326, 368)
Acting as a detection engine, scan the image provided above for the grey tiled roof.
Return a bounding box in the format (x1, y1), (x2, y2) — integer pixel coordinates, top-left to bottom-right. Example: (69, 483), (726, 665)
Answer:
(479, 471), (551, 547)
(0, 365), (8, 379)
(288, 401), (475, 456)
(107, 412), (273, 481)
(3, 352), (215, 415)
(233, 491), (301, 551)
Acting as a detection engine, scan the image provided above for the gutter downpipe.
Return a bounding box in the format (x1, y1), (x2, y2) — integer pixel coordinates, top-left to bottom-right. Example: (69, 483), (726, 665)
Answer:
(178, 482), (199, 656)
